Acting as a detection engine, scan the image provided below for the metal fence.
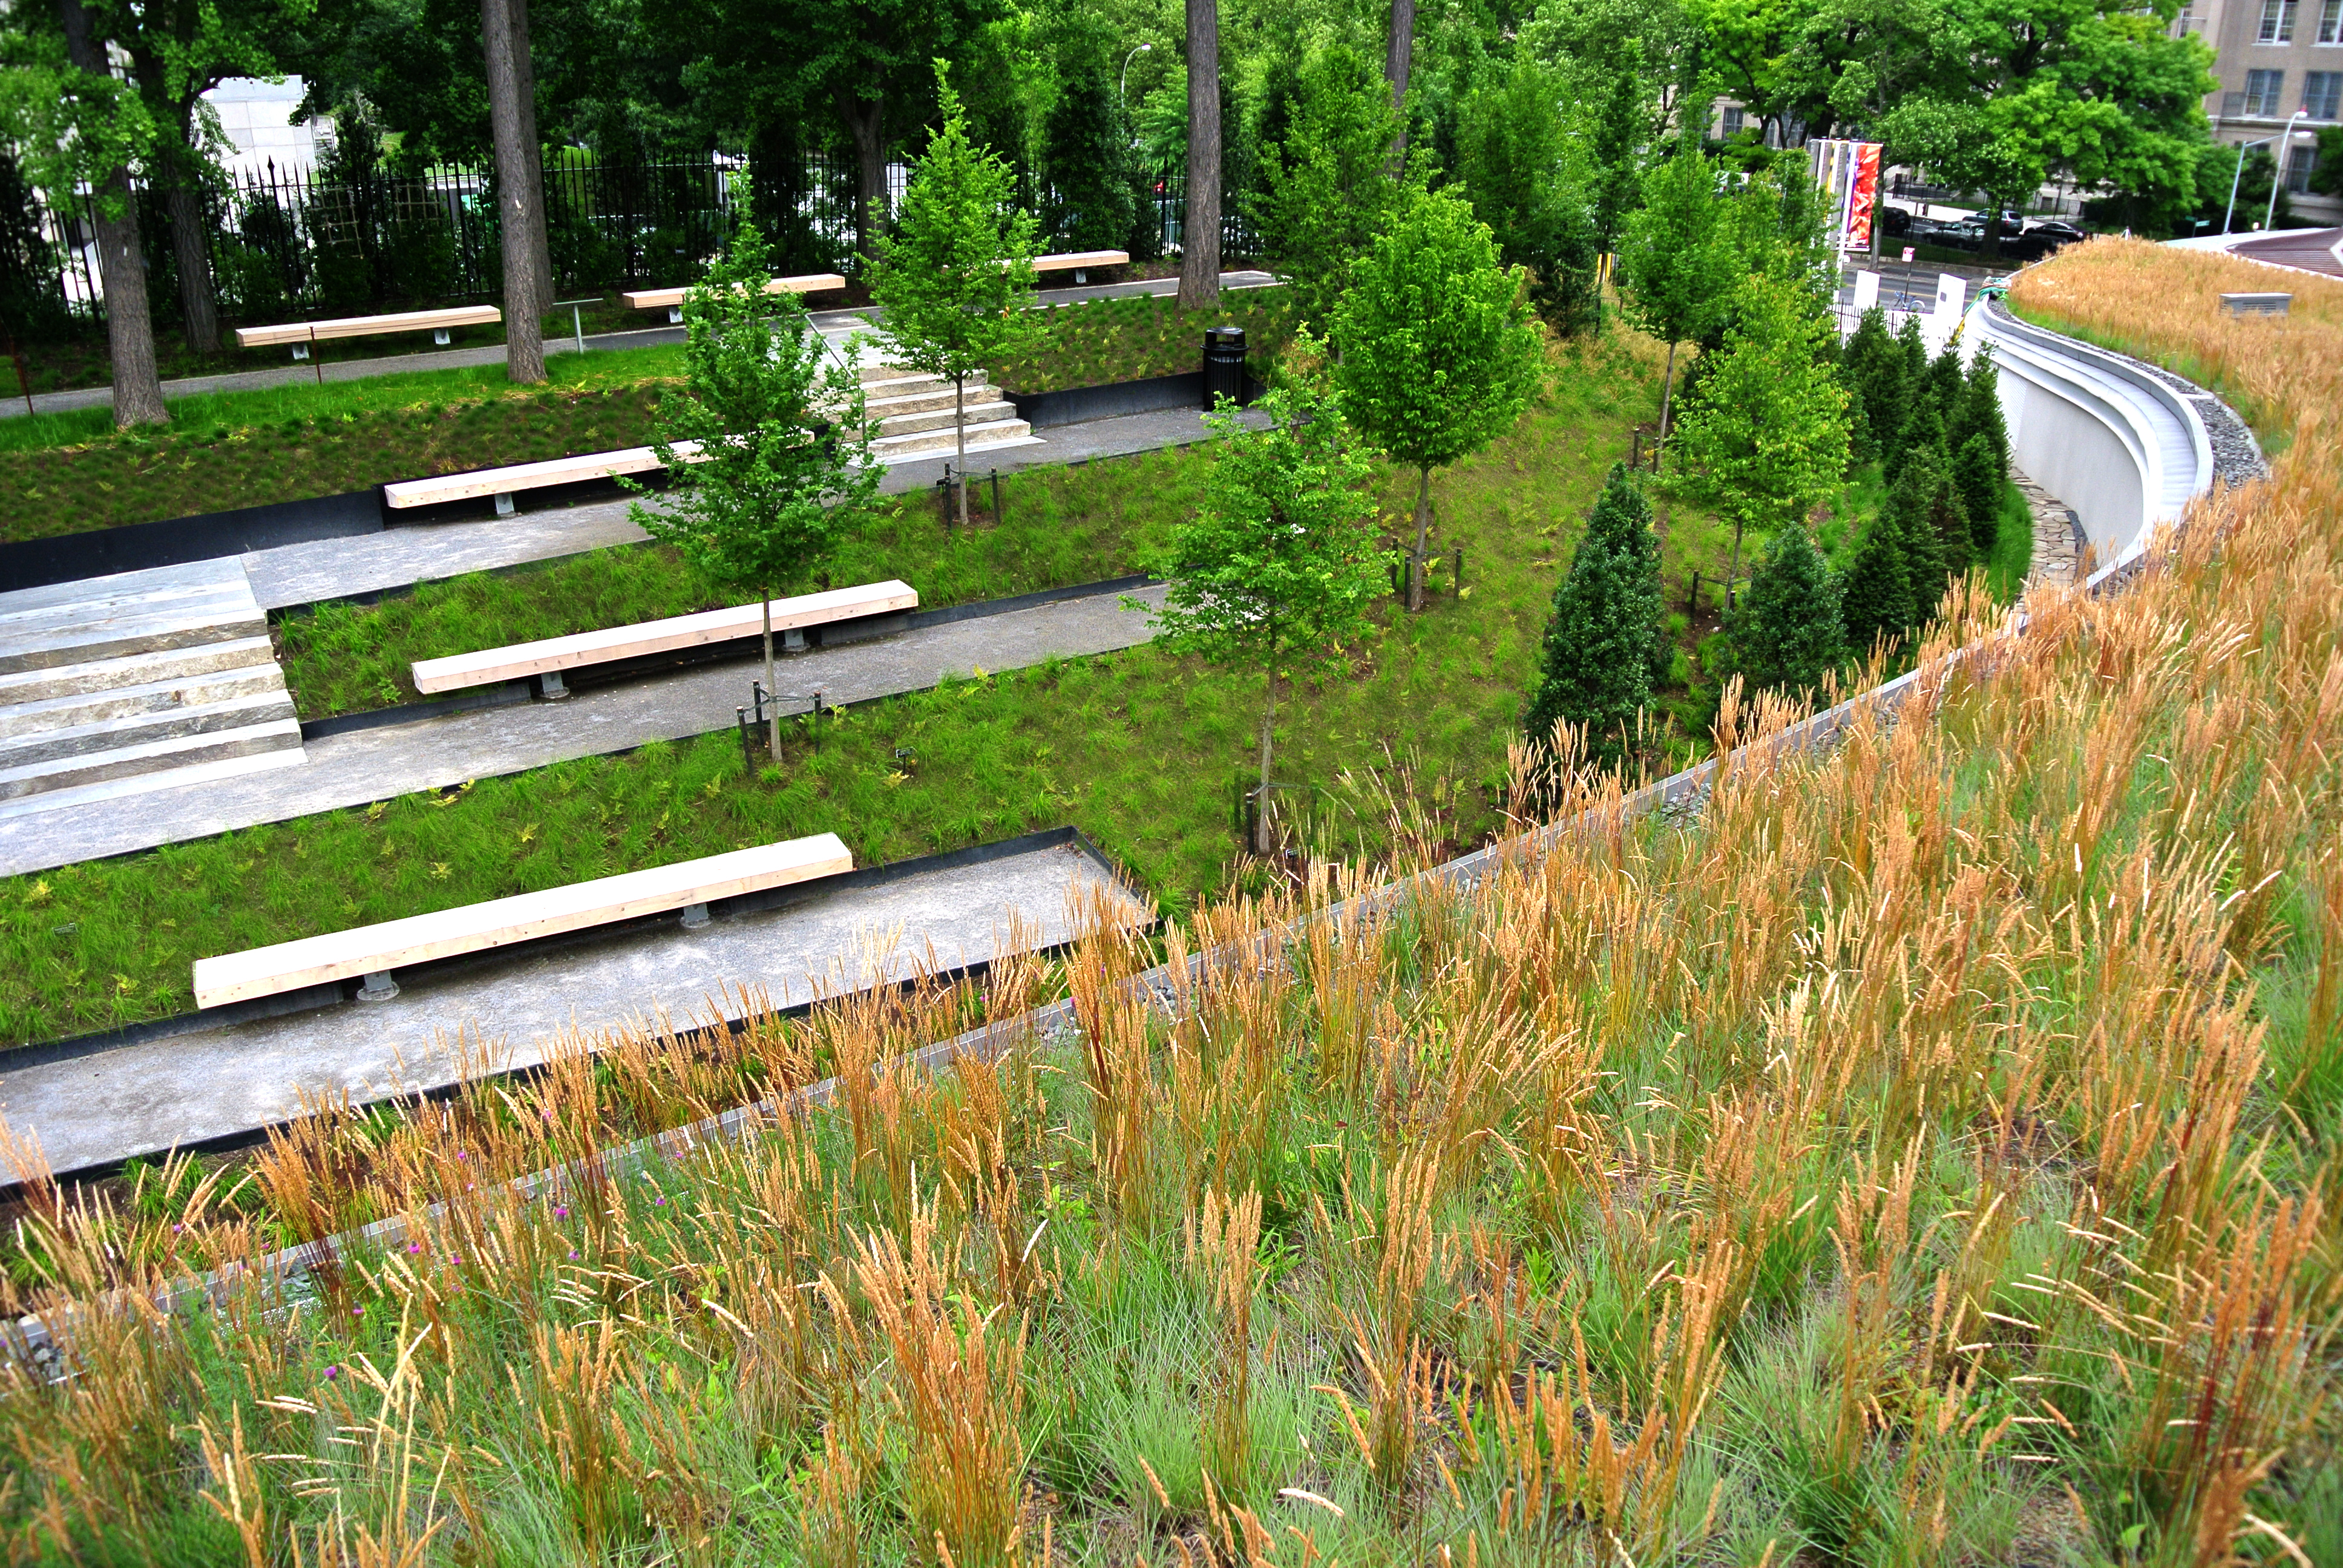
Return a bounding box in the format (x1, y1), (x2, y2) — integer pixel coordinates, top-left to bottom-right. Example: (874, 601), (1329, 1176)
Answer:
(5, 148), (1260, 333)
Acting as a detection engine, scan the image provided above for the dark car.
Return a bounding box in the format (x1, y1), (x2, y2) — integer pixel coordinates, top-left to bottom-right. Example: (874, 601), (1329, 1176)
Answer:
(2025, 218), (2085, 247)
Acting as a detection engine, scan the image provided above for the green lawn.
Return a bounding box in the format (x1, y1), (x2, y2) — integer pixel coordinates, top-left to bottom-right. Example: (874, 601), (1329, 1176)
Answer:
(997, 288), (1303, 392)
(2, 330), (1666, 1044)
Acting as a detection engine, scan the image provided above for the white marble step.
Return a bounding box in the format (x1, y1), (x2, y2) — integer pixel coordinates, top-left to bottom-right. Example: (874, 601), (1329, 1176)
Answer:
(0, 662), (288, 742)
(868, 417), (1038, 460)
(0, 742), (307, 823)
(0, 687), (297, 772)
(0, 714), (302, 803)
(0, 635), (280, 707)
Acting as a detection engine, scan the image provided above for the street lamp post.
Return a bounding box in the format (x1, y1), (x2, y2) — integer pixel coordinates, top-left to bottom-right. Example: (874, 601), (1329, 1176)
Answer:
(2267, 109), (2311, 232)
(2225, 134), (2279, 235)
(1120, 44), (1153, 113)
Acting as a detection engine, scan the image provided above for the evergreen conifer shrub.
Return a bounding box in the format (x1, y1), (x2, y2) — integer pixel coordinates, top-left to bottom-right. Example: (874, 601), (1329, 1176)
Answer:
(1839, 514), (1913, 661)
(1579, 463), (1669, 687)
(1522, 475), (1664, 756)
(1731, 521), (1843, 697)
(1955, 431), (2004, 556)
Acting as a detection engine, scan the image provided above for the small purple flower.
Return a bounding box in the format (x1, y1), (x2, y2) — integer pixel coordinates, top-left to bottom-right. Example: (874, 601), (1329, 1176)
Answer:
(324, 1364), (340, 1380)
(352, 1307), (364, 1318)
(653, 1195), (666, 1206)
(568, 1249), (578, 1259)
(554, 1206), (568, 1220)
(408, 1243), (421, 1254)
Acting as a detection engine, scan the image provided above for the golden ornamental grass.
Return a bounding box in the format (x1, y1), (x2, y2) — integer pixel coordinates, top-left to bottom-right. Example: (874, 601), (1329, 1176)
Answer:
(0, 237), (2333, 1564)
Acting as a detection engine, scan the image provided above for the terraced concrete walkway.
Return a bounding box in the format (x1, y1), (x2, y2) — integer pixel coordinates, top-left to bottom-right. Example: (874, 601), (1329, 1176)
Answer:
(0, 834), (1144, 1177)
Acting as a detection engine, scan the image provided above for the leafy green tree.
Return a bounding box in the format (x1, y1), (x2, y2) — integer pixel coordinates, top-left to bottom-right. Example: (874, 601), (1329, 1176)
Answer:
(1140, 377), (1389, 854)
(1523, 462), (1668, 757)
(1731, 521), (1843, 700)
(1587, 45), (1648, 258)
(1670, 273), (1851, 609)
(1616, 134), (1734, 459)
(1041, 64), (1136, 253)
(867, 62), (1040, 528)
(1457, 52), (1601, 336)
(1334, 186), (1544, 612)
(632, 212), (880, 760)
(1254, 42), (1412, 327)
(1840, 512), (1913, 661)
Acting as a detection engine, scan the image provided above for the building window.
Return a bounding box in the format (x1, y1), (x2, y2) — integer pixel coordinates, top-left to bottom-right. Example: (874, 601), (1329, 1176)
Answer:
(2261, 0), (2300, 39)
(2322, 0), (2341, 42)
(2309, 71), (2343, 118)
(1722, 106), (1745, 138)
(2246, 69), (2289, 115)
(2288, 142), (2319, 191)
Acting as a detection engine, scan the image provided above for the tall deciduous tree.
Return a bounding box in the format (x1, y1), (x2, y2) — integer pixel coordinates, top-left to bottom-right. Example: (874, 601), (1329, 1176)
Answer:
(1139, 375), (1388, 854)
(1040, 64), (1135, 253)
(1384, 0), (1413, 159)
(631, 211), (879, 760)
(482, 0), (543, 382)
(1334, 188), (1542, 612)
(1457, 53), (1601, 337)
(867, 62), (1039, 528)
(1669, 273), (1850, 606)
(1616, 135), (1731, 461)
(1253, 44), (1409, 328)
(1176, 0), (1220, 307)
(47, 0), (168, 424)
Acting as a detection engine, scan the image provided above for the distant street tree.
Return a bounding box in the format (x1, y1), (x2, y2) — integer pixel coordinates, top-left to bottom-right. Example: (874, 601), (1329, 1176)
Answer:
(1616, 136), (1733, 460)
(632, 212), (880, 760)
(1041, 64), (1135, 252)
(1457, 53), (1601, 336)
(867, 62), (1040, 528)
(1140, 376), (1389, 854)
(1335, 188), (1542, 612)
(1669, 273), (1850, 607)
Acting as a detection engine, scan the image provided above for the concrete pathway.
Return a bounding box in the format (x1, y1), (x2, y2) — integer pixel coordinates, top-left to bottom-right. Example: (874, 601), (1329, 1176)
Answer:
(6, 272), (1280, 420)
(241, 403), (1236, 610)
(0, 835), (1144, 1176)
(0, 581), (1169, 878)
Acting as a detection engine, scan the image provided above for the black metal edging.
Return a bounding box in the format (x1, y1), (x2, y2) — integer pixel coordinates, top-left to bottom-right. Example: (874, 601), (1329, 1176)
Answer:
(0, 489), (386, 593)
(0, 825), (1134, 1086)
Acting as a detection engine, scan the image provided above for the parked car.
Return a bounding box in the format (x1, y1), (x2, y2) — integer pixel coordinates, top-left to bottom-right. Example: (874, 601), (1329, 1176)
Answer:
(2025, 218), (2085, 247)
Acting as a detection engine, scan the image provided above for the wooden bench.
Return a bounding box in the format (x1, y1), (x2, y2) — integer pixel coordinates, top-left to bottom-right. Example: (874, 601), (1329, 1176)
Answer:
(191, 834), (854, 1008)
(1031, 249), (1129, 278)
(410, 579), (919, 696)
(382, 442), (704, 517)
(235, 304), (504, 358)
(623, 273), (850, 321)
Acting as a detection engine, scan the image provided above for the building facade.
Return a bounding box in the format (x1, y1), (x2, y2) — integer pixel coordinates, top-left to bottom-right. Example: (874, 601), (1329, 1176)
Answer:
(2184, 0), (2343, 224)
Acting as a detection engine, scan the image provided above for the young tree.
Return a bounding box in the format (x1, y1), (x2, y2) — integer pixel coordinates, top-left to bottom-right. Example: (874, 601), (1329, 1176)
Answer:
(1838, 514), (1912, 662)
(1953, 431), (2003, 559)
(1140, 377), (1389, 854)
(1334, 188), (1542, 612)
(1522, 465), (1666, 759)
(1615, 134), (1732, 459)
(1253, 43), (1409, 328)
(867, 62), (1040, 528)
(631, 213), (880, 761)
(1457, 53), (1601, 336)
(1838, 306), (1901, 465)
(1178, 0), (1221, 307)
(1887, 444), (1952, 622)
(1730, 520), (1842, 700)
(481, 0), (543, 383)
(1669, 274), (1850, 608)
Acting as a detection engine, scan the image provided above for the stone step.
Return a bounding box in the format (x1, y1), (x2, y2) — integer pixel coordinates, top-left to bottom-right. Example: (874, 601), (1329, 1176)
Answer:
(868, 417), (1038, 460)
(0, 586), (265, 676)
(0, 723), (305, 817)
(0, 687), (297, 773)
(0, 635), (281, 707)
(864, 381), (1007, 421)
(875, 400), (1020, 439)
(0, 663), (290, 742)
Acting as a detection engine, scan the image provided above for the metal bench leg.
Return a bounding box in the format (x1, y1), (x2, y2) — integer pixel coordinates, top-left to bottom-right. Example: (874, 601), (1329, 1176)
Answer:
(357, 970), (399, 1002)
(681, 902), (710, 930)
(669, 306), (683, 325)
(495, 492), (516, 517)
(433, 328), (451, 345)
(290, 342), (310, 361)
(538, 670), (568, 699)
(782, 627), (807, 653)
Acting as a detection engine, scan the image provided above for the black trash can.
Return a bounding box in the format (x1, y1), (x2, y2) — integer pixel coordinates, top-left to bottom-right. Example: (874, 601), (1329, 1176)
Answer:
(1202, 325), (1247, 410)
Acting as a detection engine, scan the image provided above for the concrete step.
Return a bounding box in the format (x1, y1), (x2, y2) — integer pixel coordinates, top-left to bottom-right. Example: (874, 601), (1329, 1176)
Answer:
(0, 586), (265, 676)
(869, 417), (1038, 460)
(0, 635), (281, 707)
(0, 687), (298, 773)
(864, 381), (1008, 420)
(0, 721), (305, 813)
(876, 400), (1020, 439)
(0, 664), (290, 742)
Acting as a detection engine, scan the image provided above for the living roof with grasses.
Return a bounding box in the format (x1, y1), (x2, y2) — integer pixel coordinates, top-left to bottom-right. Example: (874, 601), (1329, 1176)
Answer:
(0, 238), (2336, 1566)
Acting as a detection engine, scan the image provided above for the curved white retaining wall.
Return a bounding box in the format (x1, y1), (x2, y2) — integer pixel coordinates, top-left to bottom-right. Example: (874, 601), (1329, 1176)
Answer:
(1967, 304), (2214, 585)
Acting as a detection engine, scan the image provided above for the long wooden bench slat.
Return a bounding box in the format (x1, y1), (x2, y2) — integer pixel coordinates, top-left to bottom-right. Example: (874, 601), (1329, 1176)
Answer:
(234, 304), (503, 350)
(410, 579), (919, 694)
(381, 442), (701, 510)
(623, 273), (850, 311)
(192, 834), (854, 1009)
(1030, 249), (1130, 272)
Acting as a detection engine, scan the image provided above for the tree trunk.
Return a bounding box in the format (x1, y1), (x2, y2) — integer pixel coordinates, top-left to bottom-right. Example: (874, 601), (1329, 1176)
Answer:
(1385, 0), (1415, 161)
(1726, 516), (1746, 612)
(843, 92), (886, 267)
(1178, 0), (1222, 309)
(162, 136), (219, 356)
(482, 0), (545, 382)
(954, 371), (969, 528)
(1656, 337), (1679, 463)
(60, 0), (167, 427)
(1254, 664), (1277, 855)
(761, 595), (783, 760)
(1408, 465), (1432, 613)
(512, 0), (554, 312)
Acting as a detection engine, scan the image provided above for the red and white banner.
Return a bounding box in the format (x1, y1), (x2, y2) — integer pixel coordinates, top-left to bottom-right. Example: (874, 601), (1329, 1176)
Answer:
(1809, 138), (1886, 253)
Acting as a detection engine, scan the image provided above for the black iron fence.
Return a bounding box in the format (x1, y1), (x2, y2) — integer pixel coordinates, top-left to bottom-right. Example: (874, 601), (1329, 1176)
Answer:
(2, 148), (1263, 335)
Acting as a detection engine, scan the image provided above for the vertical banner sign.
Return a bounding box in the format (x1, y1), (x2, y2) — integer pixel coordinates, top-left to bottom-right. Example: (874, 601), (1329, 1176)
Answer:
(1809, 139), (1886, 253)
(1846, 142), (1882, 252)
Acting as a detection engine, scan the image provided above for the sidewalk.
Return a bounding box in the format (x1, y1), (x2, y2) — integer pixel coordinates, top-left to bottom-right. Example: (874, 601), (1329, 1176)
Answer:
(240, 402), (1238, 609)
(5, 272), (1280, 421)
(0, 581), (1170, 879)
